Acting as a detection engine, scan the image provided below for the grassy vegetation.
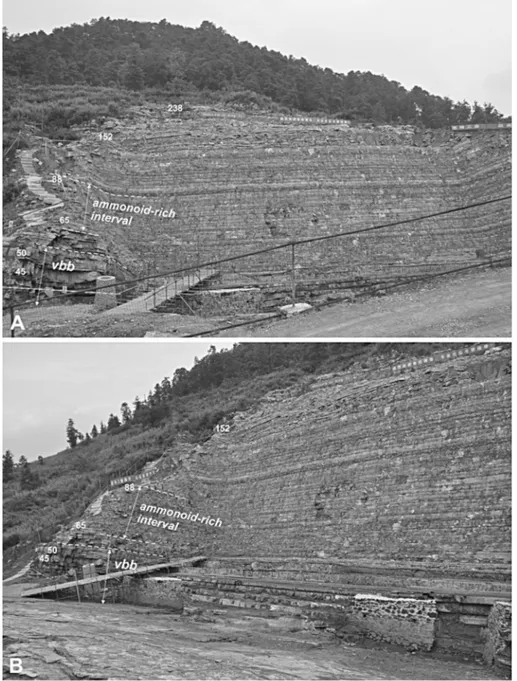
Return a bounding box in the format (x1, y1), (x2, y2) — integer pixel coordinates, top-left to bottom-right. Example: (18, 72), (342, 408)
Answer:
(3, 342), (471, 563)
(5, 84), (140, 138)
(2, 366), (305, 553)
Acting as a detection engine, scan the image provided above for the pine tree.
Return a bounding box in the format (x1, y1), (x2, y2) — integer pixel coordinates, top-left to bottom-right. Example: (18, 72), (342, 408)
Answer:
(91, 424), (99, 438)
(3, 450), (14, 481)
(107, 413), (121, 431)
(153, 383), (163, 404)
(66, 418), (81, 449)
(38, 455), (44, 465)
(20, 459), (40, 490)
(133, 396), (143, 418)
(99, 421), (107, 434)
(160, 377), (172, 399)
(120, 47), (145, 91)
(120, 402), (132, 424)
(20, 460), (31, 489)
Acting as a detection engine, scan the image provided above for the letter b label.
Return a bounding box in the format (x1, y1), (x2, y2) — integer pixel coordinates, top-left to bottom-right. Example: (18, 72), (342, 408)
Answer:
(129, 560), (137, 570)
(121, 559), (130, 569)
(10, 658), (23, 673)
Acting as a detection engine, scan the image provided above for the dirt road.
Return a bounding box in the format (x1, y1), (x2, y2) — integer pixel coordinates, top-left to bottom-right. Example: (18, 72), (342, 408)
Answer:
(4, 268), (510, 338)
(222, 268), (511, 338)
(3, 595), (498, 680)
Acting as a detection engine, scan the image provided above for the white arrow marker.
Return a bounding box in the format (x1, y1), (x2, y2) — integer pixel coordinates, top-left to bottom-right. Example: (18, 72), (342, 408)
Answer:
(122, 486), (142, 539)
(35, 248), (48, 307)
(101, 548), (112, 604)
(83, 182), (92, 230)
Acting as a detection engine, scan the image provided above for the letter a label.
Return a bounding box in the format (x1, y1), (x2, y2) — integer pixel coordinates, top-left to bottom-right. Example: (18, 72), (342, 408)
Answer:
(10, 315), (25, 332)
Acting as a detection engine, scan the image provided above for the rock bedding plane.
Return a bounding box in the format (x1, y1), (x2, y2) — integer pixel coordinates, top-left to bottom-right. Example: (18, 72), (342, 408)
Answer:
(35, 344), (511, 575)
(80, 108), (511, 288)
(3, 105), (511, 305)
(30, 344), (511, 667)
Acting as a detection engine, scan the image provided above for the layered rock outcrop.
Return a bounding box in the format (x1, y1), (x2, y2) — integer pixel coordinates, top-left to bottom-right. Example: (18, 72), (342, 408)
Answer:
(77, 108), (511, 294)
(31, 343), (511, 663)
(37, 343), (511, 570)
(38, 348), (509, 563)
(3, 145), (138, 299)
(4, 109), (510, 306)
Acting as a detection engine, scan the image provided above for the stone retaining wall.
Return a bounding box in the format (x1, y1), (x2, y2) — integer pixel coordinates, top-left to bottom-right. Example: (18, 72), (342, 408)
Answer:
(484, 601), (511, 673)
(349, 594), (436, 649)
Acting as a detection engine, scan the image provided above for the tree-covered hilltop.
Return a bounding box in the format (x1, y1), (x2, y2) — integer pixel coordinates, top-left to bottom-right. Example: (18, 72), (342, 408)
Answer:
(4, 342), (467, 563)
(3, 18), (510, 128)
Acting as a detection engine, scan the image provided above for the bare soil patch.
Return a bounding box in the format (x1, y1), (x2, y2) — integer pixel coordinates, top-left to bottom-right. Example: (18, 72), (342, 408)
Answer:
(226, 268), (511, 338)
(4, 268), (510, 338)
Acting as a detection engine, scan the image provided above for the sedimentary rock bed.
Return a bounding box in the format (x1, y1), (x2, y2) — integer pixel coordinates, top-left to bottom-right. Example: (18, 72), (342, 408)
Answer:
(39, 344), (510, 579)
(58, 108), (513, 286)
(4, 108), (510, 306)
(28, 344), (511, 666)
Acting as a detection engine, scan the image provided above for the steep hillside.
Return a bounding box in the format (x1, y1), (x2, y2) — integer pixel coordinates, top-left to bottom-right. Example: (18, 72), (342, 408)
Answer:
(2, 342), (462, 561)
(31, 342), (510, 581)
(4, 18), (508, 127)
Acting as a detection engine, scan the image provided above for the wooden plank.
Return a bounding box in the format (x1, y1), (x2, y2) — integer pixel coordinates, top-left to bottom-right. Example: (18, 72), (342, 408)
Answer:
(21, 555), (206, 597)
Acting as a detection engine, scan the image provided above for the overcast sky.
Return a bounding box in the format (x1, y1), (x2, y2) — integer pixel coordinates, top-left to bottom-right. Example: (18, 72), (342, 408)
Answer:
(3, 341), (235, 461)
(2, 0), (512, 115)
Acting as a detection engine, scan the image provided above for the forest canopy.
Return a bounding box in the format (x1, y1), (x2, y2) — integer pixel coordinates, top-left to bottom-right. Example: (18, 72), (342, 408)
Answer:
(3, 18), (509, 128)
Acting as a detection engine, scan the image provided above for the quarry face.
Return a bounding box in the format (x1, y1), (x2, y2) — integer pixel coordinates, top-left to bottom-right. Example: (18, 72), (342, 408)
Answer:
(3, 106), (511, 337)
(3, 343), (511, 680)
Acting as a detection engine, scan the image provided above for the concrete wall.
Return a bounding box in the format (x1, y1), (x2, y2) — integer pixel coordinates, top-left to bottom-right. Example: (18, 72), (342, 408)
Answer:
(125, 574), (506, 662)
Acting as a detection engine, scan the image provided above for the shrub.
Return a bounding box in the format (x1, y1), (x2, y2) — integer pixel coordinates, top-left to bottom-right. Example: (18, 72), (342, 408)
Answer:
(3, 178), (22, 204)
(46, 127), (80, 141)
(3, 533), (20, 550)
(107, 102), (121, 117)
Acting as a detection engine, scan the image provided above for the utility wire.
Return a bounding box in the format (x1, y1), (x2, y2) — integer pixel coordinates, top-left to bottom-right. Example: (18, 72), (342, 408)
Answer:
(11, 193), (511, 309)
(186, 256), (511, 337)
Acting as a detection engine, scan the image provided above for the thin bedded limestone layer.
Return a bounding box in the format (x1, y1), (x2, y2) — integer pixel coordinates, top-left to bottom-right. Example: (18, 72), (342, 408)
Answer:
(174, 347), (510, 569)
(37, 345), (510, 589)
(76, 109), (510, 284)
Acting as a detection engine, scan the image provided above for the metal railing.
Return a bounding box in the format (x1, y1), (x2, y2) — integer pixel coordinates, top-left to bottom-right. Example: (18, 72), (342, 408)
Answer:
(4, 194), (511, 335)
